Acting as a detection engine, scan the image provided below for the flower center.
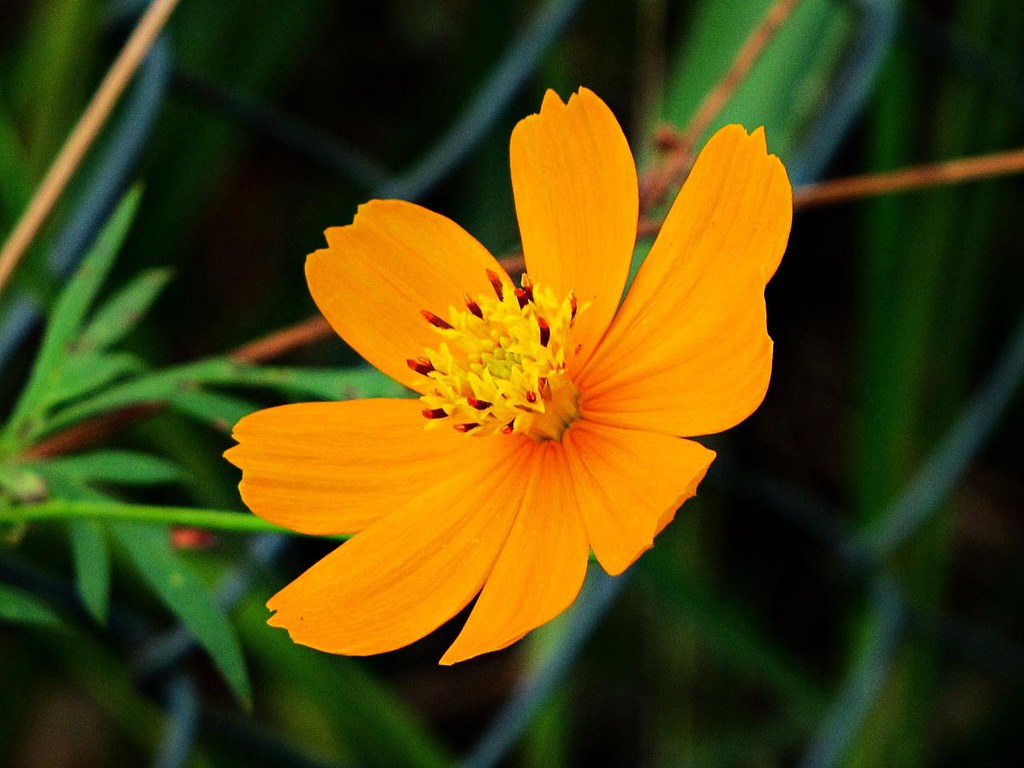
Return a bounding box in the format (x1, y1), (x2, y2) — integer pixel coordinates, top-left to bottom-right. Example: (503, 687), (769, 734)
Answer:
(408, 270), (583, 442)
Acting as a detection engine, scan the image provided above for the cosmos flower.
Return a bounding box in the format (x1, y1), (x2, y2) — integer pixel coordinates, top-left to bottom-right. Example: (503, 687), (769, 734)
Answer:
(226, 88), (791, 664)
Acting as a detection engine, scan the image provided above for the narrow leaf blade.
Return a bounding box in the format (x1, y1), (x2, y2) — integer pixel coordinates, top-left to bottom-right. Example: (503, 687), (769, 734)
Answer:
(168, 389), (257, 433)
(69, 519), (111, 623)
(33, 450), (183, 487)
(6, 188), (143, 440)
(111, 522), (251, 708)
(77, 268), (172, 353)
(0, 582), (64, 628)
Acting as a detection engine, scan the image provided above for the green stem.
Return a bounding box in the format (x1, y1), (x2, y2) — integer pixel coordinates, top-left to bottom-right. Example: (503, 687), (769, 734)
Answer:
(1, 500), (344, 538)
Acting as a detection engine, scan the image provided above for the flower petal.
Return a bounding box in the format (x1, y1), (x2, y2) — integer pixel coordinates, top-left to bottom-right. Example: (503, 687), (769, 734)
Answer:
(440, 441), (590, 664)
(562, 421), (715, 575)
(226, 399), (488, 535)
(307, 199), (512, 392)
(577, 125), (791, 437)
(511, 88), (639, 373)
(265, 433), (534, 657)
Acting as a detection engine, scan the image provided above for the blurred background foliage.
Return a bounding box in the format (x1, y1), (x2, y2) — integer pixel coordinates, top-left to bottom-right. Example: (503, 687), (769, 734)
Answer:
(1, 0), (1023, 766)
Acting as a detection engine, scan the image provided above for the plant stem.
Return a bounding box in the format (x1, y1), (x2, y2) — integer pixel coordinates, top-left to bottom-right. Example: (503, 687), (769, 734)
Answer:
(2, 500), (336, 538)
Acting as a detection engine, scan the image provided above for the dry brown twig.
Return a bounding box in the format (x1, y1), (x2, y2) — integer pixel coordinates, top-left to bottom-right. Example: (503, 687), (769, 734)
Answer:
(18, 0), (1024, 460)
(0, 0), (183, 302)
(639, 0), (802, 211)
(792, 147), (1024, 208)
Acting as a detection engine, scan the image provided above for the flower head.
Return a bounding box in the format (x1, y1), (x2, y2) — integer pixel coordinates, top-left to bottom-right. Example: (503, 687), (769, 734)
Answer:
(225, 88), (791, 665)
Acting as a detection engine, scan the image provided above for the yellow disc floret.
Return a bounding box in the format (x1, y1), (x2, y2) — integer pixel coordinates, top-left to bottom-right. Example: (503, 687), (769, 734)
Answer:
(409, 271), (584, 441)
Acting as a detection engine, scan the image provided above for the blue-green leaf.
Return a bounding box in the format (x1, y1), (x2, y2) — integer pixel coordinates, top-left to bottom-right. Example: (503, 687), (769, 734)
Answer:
(0, 582), (64, 628)
(111, 523), (251, 708)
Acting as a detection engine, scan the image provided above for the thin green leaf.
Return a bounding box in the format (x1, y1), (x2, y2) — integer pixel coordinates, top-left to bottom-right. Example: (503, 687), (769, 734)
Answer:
(262, 365), (408, 401)
(641, 547), (824, 716)
(663, 0), (851, 159)
(0, 95), (35, 232)
(111, 523), (251, 709)
(77, 268), (172, 353)
(239, 596), (454, 768)
(168, 389), (257, 433)
(29, 469), (114, 626)
(44, 351), (145, 409)
(10, 0), (102, 172)
(69, 520), (110, 624)
(31, 450), (183, 487)
(41, 359), (404, 438)
(0, 582), (63, 628)
(5, 189), (142, 445)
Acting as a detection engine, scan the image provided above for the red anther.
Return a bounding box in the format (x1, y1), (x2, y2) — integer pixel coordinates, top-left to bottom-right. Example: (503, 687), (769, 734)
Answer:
(525, 390), (537, 403)
(501, 422), (515, 434)
(538, 316), (550, 347)
(485, 269), (504, 300)
(421, 310), (453, 330)
(467, 396), (492, 410)
(570, 292), (578, 322)
(521, 274), (535, 303)
(514, 288), (529, 309)
(422, 408), (447, 419)
(464, 294), (483, 318)
(453, 422), (480, 433)
(407, 357), (435, 375)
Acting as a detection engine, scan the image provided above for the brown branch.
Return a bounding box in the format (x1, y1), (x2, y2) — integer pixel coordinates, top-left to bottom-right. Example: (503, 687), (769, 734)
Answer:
(793, 146), (1024, 208)
(640, 0), (802, 211)
(0, 0), (183, 302)
(24, 405), (156, 459)
(229, 316), (332, 363)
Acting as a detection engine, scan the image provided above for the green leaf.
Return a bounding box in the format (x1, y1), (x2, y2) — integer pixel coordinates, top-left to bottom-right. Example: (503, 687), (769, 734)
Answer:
(0, 582), (63, 628)
(111, 523), (251, 709)
(31, 450), (183, 487)
(239, 595), (455, 768)
(182, 361), (406, 401)
(69, 520), (110, 624)
(261, 365), (408, 401)
(168, 389), (257, 433)
(0, 94), (35, 233)
(4, 189), (142, 446)
(77, 268), (173, 353)
(662, 0), (851, 160)
(640, 546), (824, 716)
(44, 351), (145, 410)
(40, 360), (405, 439)
(9, 0), (103, 172)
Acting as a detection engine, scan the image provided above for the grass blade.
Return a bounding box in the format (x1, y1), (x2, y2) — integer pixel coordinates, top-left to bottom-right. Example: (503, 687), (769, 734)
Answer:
(68, 519), (111, 623)
(33, 450), (183, 487)
(4, 188), (142, 444)
(111, 522), (252, 709)
(0, 581), (64, 628)
(77, 267), (172, 353)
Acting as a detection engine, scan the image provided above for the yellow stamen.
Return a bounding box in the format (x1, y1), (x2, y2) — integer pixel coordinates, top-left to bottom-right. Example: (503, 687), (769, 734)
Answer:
(414, 273), (584, 441)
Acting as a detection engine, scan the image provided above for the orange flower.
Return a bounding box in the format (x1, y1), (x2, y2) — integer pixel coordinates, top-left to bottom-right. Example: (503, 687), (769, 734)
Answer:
(225, 88), (791, 665)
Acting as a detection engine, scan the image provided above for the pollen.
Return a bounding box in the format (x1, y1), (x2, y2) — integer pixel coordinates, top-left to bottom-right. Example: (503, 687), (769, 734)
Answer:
(410, 272), (584, 441)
